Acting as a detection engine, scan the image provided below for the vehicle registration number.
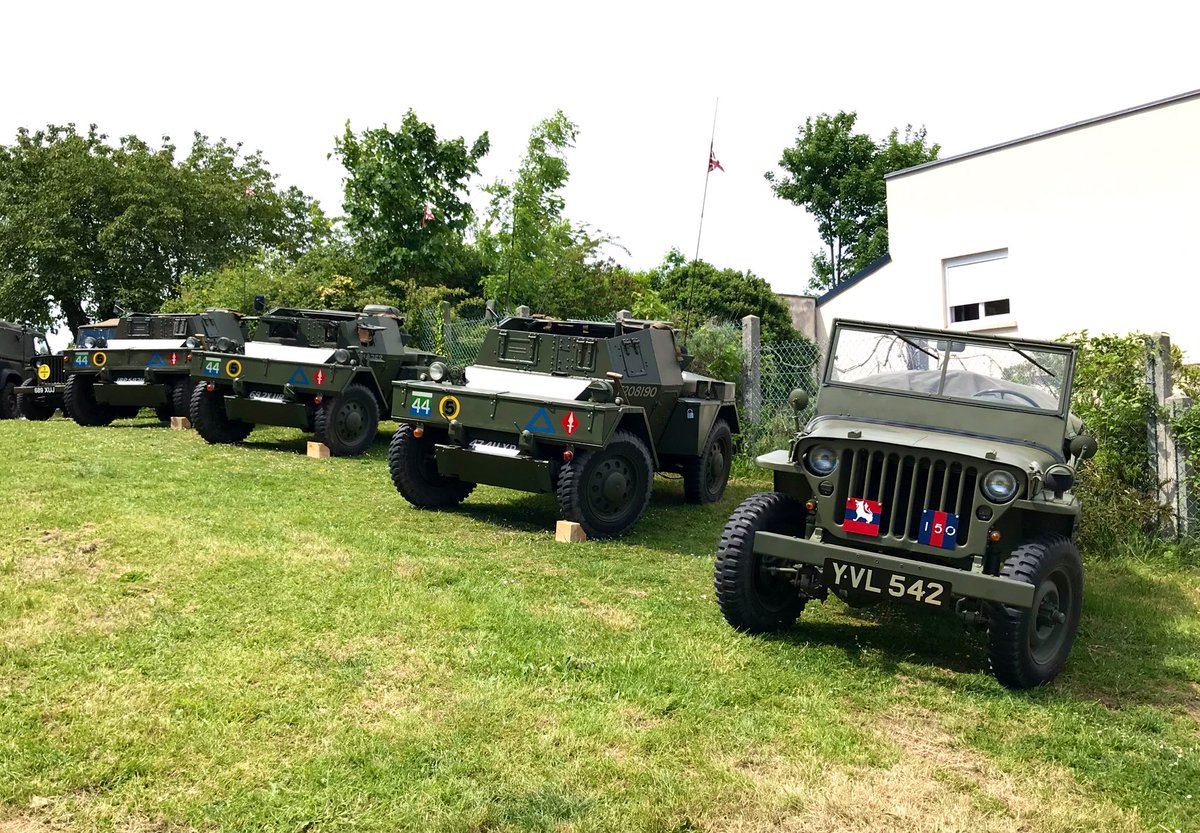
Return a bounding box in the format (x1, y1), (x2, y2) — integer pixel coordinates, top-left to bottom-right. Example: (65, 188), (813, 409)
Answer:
(824, 559), (950, 608)
(34, 386), (55, 394)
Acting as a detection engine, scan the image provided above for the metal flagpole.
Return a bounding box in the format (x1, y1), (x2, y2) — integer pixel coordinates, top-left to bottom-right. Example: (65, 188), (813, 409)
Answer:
(683, 98), (720, 344)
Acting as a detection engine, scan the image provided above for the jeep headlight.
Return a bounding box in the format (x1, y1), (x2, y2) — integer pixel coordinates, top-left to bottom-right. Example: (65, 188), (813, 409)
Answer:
(428, 361), (448, 383)
(982, 470), (1018, 503)
(805, 445), (839, 476)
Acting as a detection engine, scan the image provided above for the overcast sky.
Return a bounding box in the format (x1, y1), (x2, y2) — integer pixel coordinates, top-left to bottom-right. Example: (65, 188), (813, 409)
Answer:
(4, 0), (1198, 298)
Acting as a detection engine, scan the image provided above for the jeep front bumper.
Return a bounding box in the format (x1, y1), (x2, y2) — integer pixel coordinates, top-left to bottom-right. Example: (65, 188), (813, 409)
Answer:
(752, 531), (1036, 608)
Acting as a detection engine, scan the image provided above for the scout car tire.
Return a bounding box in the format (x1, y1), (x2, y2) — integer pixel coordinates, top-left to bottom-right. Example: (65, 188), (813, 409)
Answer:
(0, 379), (17, 419)
(190, 382), (253, 445)
(388, 423), (476, 508)
(987, 534), (1083, 689)
(683, 418), (733, 504)
(64, 375), (116, 427)
(314, 383), (379, 457)
(171, 378), (195, 417)
(18, 379), (56, 421)
(714, 492), (808, 633)
(556, 430), (653, 539)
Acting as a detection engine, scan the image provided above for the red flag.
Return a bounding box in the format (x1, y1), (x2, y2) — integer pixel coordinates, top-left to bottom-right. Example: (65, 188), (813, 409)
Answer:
(708, 147), (724, 173)
(421, 202), (435, 228)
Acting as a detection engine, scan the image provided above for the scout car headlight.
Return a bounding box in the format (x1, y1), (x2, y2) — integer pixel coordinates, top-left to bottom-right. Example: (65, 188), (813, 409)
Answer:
(216, 337), (233, 353)
(333, 348), (351, 364)
(184, 336), (200, 350)
(428, 361), (448, 383)
(83, 336), (97, 348)
(982, 470), (1018, 503)
(805, 445), (839, 476)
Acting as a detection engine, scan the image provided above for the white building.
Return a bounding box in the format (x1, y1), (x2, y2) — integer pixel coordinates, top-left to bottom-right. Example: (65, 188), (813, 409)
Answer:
(814, 89), (1200, 357)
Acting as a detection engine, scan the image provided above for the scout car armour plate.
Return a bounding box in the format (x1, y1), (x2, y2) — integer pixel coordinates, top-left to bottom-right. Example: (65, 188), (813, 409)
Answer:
(824, 560), (950, 607)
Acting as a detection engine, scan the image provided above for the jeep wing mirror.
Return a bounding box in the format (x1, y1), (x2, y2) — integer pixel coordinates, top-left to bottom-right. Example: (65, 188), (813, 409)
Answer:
(1069, 434), (1097, 461)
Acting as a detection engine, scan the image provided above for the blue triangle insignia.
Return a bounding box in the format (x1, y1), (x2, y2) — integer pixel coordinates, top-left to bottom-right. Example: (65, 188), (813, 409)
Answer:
(288, 367), (309, 385)
(525, 407), (555, 434)
(147, 352), (165, 367)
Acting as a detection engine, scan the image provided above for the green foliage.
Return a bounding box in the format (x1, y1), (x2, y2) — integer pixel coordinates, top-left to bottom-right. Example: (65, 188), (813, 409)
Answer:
(684, 320), (745, 382)
(0, 124), (322, 334)
(649, 249), (800, 342)
(334, 112), (489, 291)
(766, 113), (938, 292)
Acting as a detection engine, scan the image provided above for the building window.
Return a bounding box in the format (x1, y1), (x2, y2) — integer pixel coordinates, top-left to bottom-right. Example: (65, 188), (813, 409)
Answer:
(944, 250), (1012, 329)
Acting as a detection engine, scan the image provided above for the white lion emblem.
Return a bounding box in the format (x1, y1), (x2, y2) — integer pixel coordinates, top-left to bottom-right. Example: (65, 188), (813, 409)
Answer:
(853, 500), (875, 523)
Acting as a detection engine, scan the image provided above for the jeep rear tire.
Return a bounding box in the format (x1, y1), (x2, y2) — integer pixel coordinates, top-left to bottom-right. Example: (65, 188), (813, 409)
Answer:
(64, 375), (116, 427)
(987, 534), (1083, 689)
(556, 430), (653, 539)
(190, 382), (252, 445)
(0, 379), (17, 419)
(683, 418), (733, 504)
(388, 423), (475, 508)
(715, 492), (808, 633)
(314, 383), (379, 457)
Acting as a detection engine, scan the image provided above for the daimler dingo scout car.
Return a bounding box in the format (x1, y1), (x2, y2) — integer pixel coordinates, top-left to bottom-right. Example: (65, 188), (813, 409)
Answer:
(188, 305), (442, 456)
(388, 314), (739, 539)
(1, 320), (52, 419)
(714, 320), (1098, 689)
(63, 310), (248, 427)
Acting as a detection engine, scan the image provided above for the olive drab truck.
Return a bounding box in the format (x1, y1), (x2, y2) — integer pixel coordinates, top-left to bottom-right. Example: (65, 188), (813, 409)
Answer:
(388, 314), (740, 539)
(714, 319), (1098, 689)
(13, 330), (68, 421)
(1, 320), (51, 420)
(63, 310), (248, 427)
(188, 305), (442, 456)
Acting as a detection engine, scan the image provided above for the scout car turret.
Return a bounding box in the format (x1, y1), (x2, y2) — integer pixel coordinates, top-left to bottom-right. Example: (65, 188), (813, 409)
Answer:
(188, 305), (442, 456)
(1, 320), (49, 419)
(63, 310), (248, 427)
(715, 320), (1097, 689)
(388, 314), (739, 539)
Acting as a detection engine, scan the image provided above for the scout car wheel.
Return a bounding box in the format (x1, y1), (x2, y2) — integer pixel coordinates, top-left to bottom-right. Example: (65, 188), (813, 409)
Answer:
(987, 534), (1083, 689)
(314, 383), (379, 456)
(714, 492), (808, 633)
(683, 418), (733, 504)
(388, 423), (476, 508)
(18, 379), (56, 421)
(0, 379), (17, 419)
(171, 378), (195, 417)
(190, 382), (252, 444)
(64, 375), (116, 426)
(556, 430), (653, 539)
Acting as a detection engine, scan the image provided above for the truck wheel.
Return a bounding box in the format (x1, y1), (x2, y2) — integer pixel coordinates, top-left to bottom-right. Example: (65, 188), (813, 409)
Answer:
(0, 380), (17, 419)
(171, 378), (195, 417)
(190, 382), (252, 445)
(556, 430), (653, 539)
(987, 534), (1083, 689)
(64, 375), (116, 427)
(683, 418), (733, 504)
(17, 379), (56, 421)
(714, 492), (808, 633)
(388, 423), (475, 508)
(314, 383), (379, 456)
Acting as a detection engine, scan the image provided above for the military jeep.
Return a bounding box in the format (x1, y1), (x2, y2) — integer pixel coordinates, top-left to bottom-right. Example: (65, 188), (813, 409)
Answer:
(188, 305), (442, 456)
(63, 310), (248, 427)
(1, 320), (51, 420)
(715, 319), (1097, 689)
(14, 332), (68, 421)
(388, 314), (740, 539)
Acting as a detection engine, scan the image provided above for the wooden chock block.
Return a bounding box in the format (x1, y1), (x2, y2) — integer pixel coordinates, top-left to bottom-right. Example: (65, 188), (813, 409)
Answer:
(170, 417), (192, 430)
(307, 442), (331, 459)
(555, 520), (587, 543)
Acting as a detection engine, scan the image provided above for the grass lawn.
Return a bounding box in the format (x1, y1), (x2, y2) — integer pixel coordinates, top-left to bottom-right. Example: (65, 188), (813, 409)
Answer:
(1, 416), (1198, 833)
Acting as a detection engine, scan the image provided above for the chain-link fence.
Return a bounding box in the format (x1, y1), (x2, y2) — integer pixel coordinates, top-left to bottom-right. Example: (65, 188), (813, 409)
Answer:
(741, 338), (822, 459)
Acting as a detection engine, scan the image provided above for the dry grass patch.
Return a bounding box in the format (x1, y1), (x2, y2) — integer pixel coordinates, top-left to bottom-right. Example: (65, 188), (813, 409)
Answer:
(578, 597), (638, 630)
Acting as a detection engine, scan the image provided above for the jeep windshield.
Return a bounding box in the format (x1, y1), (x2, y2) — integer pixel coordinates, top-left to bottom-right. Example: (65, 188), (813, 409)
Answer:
(827, 323), (1071, 413)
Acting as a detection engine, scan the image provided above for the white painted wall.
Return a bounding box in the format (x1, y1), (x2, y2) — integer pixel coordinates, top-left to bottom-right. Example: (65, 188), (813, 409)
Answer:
(816, 93), (1200, 358)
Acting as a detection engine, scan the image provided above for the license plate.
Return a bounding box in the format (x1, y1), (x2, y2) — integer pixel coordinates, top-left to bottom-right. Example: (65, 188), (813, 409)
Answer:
(468, 440), (520, 458)
(34, 386), (55, 394)
(824, 559), (950, 608)
(249, 391), (285, 402)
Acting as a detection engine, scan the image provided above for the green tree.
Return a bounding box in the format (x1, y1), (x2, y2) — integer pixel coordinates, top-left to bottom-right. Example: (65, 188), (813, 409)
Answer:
(333, 112), (489, 292)
(0, 124), (321, 334)
(766, 112), (939, 292)
(649, 249), (799, 343)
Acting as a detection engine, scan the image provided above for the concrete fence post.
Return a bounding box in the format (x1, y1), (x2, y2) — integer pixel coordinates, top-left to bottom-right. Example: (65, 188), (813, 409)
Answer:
(1167, 393), (1193, 537)
(485, 299), (497, 320)
(1148, 333), (1180, 537)
(616, 309), (631, 321)
(742, 314), (762, 425)
(441, 300), (453, 355)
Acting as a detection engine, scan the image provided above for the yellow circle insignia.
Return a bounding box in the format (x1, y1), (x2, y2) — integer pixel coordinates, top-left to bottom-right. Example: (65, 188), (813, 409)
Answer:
(92, 352), (107, 368)
(37, 364), (51, 380)
(225, 359), (243, 378)
(438, 395), (461, 420)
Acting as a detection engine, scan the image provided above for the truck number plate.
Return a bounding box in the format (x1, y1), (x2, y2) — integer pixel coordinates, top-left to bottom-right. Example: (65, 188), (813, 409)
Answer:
(824, 559), (950, 608)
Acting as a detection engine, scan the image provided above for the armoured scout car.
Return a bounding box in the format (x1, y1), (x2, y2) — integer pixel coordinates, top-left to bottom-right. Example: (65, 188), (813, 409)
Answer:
(388, 314), (739, 539)
(64, 310), (248, 427)
(714, 320), (1097, 689)
(188, 305), (442, 456)
(1, 320), (54, 419)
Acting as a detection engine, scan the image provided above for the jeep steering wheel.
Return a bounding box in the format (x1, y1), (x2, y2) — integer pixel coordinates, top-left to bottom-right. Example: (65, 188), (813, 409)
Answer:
(971, 388), (1041, 408)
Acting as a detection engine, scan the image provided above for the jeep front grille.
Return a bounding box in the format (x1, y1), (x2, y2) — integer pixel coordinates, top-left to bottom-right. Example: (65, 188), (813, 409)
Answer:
(834, 448), (977, 547)
(40, 361), (66, 385)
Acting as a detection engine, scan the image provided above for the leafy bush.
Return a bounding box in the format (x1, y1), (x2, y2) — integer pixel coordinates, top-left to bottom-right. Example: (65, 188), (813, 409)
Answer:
(685, 320), (745, 383)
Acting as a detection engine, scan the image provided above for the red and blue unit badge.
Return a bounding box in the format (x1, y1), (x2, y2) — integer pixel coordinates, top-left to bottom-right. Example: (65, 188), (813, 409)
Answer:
(918, 509), (959, 549)
(844, 498), (882, 536)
